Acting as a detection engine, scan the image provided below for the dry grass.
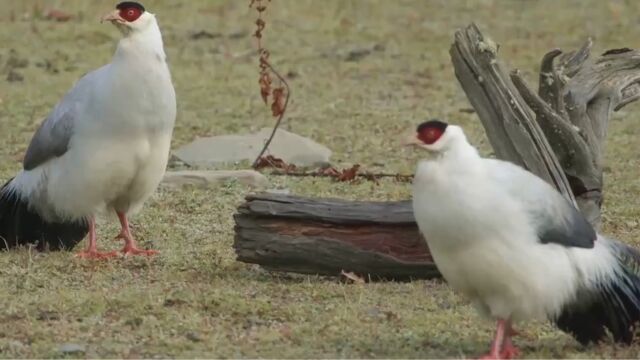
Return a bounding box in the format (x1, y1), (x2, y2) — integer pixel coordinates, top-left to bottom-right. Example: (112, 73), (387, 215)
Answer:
(0, 0), (639, 358)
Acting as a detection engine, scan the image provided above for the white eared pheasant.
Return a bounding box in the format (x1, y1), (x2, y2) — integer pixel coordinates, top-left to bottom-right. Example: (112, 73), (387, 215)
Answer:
(0, 2), (176, 258)
(406, 119), (640, 359)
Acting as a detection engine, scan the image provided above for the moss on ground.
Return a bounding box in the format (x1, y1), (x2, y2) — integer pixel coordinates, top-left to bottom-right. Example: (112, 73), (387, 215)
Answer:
(0, 0), (639, 358)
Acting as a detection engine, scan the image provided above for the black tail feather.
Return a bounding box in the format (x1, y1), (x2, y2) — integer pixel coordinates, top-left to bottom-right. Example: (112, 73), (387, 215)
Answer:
(555, 243), (640, 345)
(0, 179), (88, 251)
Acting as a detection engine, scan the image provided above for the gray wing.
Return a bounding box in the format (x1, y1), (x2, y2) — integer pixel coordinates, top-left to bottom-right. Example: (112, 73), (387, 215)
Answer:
(21, 65), (106, 170)
(485, 159), (596, 249)
(23, 105), (76, 170)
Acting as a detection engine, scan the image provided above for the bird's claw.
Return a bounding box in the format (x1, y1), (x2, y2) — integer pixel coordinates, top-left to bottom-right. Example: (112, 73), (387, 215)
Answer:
(121, 246), (158, 256)
(475, 346), (520, 360)
(500, 346), (520, 359)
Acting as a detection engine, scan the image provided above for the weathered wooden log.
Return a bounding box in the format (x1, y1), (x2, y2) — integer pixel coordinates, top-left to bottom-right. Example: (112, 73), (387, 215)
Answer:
(234, 24), (640, 279)
(233, 193), (439, 280)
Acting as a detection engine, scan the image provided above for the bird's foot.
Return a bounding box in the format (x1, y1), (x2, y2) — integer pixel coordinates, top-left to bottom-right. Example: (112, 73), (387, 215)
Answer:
(500, 345), (520, 359)
(75, 249), (119, 259)
(121, 245), (158, 256)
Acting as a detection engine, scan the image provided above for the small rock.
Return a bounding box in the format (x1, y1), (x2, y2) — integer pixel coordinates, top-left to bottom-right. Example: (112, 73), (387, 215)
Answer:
(167, 153), (189, 169)
(8, 340), (25, 351)
(163, 297), (186, 307)
(173, 128), (332, 168)
(343, 43), (385, 62)
(36, 310), (60, 321)
(58, 343), (85, 354)
(162, 170), (269, 189)
(189, 30), (221, 40)
(372, 43), (385, 52)
(185, 331), (202, 342)
(5, 50), (29, 69)
(125, 317), (143, 327)
(7, 70), (23, 82)
(345, 48), (371, 62)
(366, 308), (382, 318)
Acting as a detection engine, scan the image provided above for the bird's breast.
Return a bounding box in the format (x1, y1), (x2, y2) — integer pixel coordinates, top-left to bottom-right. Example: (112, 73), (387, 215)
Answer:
(412, 162), (528, 251)
(100, 60), (176, 133)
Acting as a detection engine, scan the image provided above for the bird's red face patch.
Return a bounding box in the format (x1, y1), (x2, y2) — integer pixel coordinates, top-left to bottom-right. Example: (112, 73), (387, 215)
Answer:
(119, 6), (143, 22)
(416, 120), (448, 145)
(116, 1), (145, 22)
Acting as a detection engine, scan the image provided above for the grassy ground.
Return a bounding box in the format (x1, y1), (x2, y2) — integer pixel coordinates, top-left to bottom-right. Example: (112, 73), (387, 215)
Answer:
(0, 0), (639, 358)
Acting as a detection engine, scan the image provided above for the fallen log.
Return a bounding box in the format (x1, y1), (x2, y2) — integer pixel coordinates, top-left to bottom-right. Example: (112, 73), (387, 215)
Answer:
(233, 193), (439, 280)
(233, 23), (640, 279)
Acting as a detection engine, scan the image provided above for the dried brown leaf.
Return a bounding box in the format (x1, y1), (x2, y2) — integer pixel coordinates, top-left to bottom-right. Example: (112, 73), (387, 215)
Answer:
(254, 155), (296, 172)
(271, 87), (286, 116)
(317, 167), (340, 177)
(337, 164), (361, 182)
(259, 72), (271, 104)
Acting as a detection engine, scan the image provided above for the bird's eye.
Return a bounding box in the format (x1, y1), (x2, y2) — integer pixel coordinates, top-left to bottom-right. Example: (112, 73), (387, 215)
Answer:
(418, 127), (444, 145)
(415, 119), (448, 145)
(119, 7), (142, 22)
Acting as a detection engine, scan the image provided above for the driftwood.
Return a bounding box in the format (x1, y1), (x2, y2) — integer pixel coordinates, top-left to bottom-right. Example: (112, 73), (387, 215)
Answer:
(233, 24), (640, 279)
(451, 24), (640, 226)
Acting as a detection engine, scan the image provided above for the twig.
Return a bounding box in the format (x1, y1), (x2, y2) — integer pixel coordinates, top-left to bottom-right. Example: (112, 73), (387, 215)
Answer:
(265, 169), (414, 183)
(248, 0), (291, 169)
(255, 155), (413, 183)
(251, 62), (290, 168)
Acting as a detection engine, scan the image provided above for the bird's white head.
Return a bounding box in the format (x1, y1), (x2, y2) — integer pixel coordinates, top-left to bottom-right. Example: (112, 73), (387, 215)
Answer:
(403, 119), (466, 154)
(101, 2), (155, 36)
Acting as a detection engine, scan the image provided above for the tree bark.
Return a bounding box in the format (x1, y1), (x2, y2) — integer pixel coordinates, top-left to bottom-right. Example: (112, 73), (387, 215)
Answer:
(233, 23), (640, 279)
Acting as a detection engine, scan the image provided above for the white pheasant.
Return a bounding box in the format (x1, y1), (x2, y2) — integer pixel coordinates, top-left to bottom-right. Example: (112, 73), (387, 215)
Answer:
(406, 119), (640, 359)
(0, 1), (176, 258)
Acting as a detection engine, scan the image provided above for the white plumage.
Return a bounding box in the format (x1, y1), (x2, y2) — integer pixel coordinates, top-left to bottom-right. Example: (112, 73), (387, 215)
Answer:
(0, 1), (175, 258)
(407, 120), (640, 359)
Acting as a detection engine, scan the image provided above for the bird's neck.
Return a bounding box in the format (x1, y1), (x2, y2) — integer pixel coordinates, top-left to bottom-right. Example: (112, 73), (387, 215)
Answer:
(113, 24), (167, 65)
(439, 137), (482, 171)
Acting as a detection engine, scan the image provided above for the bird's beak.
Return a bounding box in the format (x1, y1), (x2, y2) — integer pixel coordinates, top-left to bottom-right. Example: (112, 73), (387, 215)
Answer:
(101, 10), (125, 24)
(402, 134), (422, 147)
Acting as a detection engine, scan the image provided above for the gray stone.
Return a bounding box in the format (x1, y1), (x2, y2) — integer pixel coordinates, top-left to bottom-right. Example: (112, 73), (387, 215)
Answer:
(8, 340), (25, 351)
(161, 170), (269, 189)
(172, 128), (331, 168)
(265, 188), (290, 195)
(58, 343), (86, 354)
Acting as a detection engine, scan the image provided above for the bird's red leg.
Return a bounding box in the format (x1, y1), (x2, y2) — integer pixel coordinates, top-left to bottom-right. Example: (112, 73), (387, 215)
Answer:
(116, 211), (158, 256)
(500, 321), (520, 359)
(75, 217), (118, 259)
(477, 319), (506, 359)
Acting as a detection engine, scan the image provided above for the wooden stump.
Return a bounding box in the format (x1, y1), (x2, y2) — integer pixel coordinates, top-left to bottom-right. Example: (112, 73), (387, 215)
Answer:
(451, 24), (640, 227)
